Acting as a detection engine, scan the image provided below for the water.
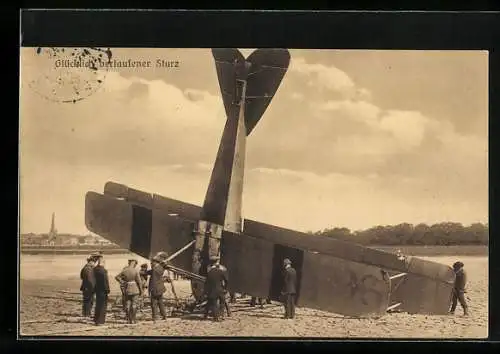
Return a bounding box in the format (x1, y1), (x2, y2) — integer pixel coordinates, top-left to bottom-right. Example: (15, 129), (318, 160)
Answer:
(20, 253), (151, 281)
(20, 254), (488, 281)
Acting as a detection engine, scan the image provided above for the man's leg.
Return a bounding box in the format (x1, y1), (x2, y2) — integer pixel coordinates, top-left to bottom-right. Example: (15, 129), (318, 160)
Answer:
(93, 294), (101, 324)
(121, 288), (126, 311)
(94, 293), (104, 325)
(158, 294), (167, 319)
(204, 298), (211, 319)
(102, 294), (108, 324)
(458, 291), (469, 315)
(450, 290), (458, 313)
(131, 295), (139, 323)
(283, 294), (289, 318)
(290, 294), (296, 319)
(224, 296), (231, 317)
(151, 295), (158, 321)
(125, 295), (132, 323)
(82, 292), (89, 317)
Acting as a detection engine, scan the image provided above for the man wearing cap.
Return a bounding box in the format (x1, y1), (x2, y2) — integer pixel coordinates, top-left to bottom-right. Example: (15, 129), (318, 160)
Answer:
(115, 261), (129, 312)
(139, 264), (149, 288)
(80, 256), (96, 318)
(281, 258), (297, 319)
(147, 256), (171, 321)
(115, 258), (143, 324)
(204, 256), (228, 321)
(450, 261), (469, 316)
(93, 256), (110, 325)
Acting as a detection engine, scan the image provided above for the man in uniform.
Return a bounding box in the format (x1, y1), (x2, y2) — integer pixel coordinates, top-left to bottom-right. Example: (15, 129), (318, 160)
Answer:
(115, 261), (130, 312)
(93, 256), (110, 325)
(450, 261), (469, 316)
(115, 258), (143, 324)
(204, 256), (228, 321)
(213, 259), (231, 318)
(80, 256), (96, 318)
(281, 258), (297, 319)
(147, 255), (171, 321)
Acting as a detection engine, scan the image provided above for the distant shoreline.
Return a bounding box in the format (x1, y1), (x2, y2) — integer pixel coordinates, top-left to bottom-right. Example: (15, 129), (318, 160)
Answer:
(19, 245), (488, 257)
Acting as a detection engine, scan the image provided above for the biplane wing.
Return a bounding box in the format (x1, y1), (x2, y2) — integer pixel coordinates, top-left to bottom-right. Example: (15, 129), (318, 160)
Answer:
(85, 48), (455, 319)
(221, 230), (391, 317)
(86, 182), (454, 317)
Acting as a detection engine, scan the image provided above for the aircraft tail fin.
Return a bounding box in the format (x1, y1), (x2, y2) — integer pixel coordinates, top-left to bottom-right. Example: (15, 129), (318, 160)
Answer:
(212, 48), (290, 135)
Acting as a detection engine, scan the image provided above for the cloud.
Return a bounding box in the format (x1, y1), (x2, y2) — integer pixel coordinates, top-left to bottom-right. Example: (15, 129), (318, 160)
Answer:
(291, 57), (355, 93)
(379, 110), (428, 149)
(20, 49), (488, 234)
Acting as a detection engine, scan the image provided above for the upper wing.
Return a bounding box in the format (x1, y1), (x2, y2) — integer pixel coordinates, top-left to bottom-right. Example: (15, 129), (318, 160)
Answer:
(85, 183), (197, 270)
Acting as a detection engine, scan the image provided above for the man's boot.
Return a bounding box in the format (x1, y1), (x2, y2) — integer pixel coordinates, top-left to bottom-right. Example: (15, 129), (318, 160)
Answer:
(463, 307), (469, 316)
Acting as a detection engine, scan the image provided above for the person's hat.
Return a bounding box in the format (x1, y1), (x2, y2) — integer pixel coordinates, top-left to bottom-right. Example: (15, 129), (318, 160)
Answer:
(128, 258), (138, 263)
(453, 261), (464, 269)
(283, 258), (292, 265)
(140, 263), (148, 268)
(155, 252), (168, 260)
(152, 255), (165, 263)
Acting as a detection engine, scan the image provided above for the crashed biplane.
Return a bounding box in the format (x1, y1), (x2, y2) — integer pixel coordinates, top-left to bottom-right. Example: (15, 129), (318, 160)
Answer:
(85, 48), (456, 318)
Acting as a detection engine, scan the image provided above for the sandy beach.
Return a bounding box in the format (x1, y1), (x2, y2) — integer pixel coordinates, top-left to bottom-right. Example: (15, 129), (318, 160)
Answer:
(19, 254), (488, 338)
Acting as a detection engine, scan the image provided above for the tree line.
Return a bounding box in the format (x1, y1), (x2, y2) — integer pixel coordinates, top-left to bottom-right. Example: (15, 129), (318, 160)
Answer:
(311, 222), (488, 246)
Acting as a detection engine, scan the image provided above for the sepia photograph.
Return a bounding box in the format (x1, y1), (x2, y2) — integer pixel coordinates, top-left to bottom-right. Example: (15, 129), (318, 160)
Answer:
(19, 47), (488, 338)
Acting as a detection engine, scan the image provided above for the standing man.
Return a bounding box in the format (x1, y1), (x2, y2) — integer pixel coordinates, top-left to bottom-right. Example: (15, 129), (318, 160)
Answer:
(147, 256), (171, 322)
(204, 256), (228, 321)
(80, 256), (96, 318)
(215, 260), (231, 318)
(281, 258), (297, 319)
(115, 262), (129, 312)
(450, 261), (469, 316)
(93, 256), (110, 326)
(115, 259), (143, 324)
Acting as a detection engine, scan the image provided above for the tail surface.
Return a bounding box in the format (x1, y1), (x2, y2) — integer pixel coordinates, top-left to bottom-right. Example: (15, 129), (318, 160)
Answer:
(201, 48), (290, 231)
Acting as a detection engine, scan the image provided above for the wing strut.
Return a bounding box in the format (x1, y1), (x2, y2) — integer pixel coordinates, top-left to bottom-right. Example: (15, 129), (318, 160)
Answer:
(166, 240), (196, 262)
(387, 302), (402, 312)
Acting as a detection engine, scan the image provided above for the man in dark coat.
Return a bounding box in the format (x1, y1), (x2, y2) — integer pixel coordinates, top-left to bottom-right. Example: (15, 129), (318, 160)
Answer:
(204, 256), (228, 321)
(147, 256), (171, 321)
(80, 256), (96, 317)
(281, 258), (297, 319)
(93, 256), (110, 325)
(450, 261), (469, 316)
(214, 260), (231, 317)
(115, 259), (143, 324)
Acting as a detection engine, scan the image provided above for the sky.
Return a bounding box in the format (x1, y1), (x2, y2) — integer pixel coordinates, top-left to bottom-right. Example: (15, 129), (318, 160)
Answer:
(19, 48), (488, 234)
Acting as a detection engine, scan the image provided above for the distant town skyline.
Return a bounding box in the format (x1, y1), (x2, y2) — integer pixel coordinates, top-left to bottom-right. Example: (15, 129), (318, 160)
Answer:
(20, 48), (488, 234)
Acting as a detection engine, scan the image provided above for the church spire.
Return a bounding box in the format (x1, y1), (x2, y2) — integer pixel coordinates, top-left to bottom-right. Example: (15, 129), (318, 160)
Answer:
(49, 212), (57, 236)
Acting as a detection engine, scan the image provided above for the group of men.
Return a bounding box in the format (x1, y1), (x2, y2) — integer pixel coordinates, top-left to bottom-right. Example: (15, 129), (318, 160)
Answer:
(79, 252), (174, 325)
(79, 252), (110, 325)
(202, 256), (298, 321)
(113, 253), (174, 323)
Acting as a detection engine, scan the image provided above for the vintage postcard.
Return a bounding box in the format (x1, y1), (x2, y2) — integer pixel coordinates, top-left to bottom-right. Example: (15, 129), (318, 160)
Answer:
(19, 47), (488, 338)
